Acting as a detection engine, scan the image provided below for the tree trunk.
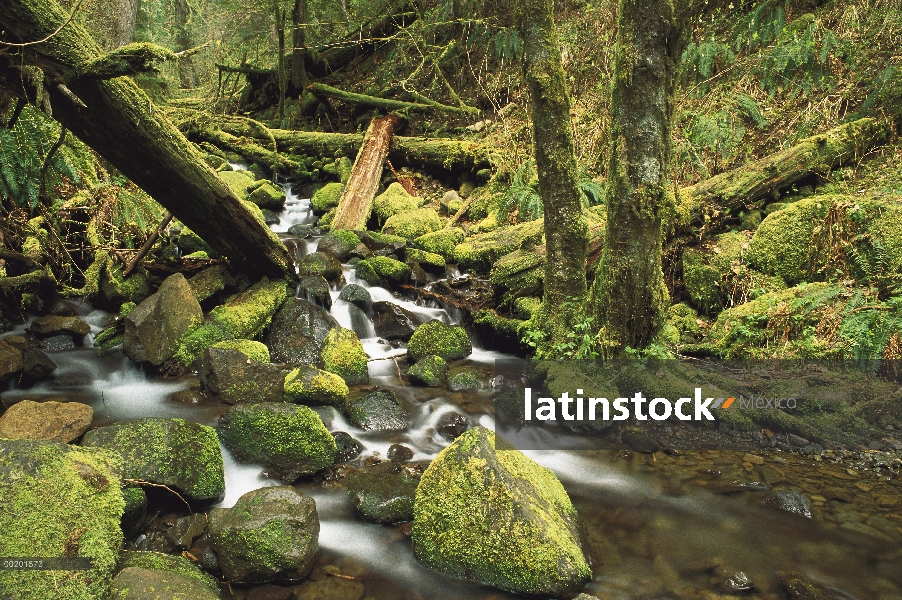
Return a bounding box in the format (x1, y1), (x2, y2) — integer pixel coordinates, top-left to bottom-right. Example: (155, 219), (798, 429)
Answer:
(0, 0), (294, 281)
(308, 82), (478, 116)
(69, 0), (137, 51)
(332, 115), (399, 230)
(291, 0), (308, 91)
(174, 0), (197, 88)
(518, 0), (588, 349)
(274, 1), (287, 122)
(591, 0), (685, 351)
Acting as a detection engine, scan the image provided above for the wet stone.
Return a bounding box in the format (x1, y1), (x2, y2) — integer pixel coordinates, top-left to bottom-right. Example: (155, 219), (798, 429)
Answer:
(387, 443), (414, 463)
(0, 399), (93, 443)
(28, 315), (91, 338)
(20, 347), (56, 380)
(622, 431), (662, 453)
(338, 284), (371, 312)
(347, 464), (418, 523)
(298, 275), (332, 310)
(721, 571), (755, 593)
(761, 490), (813, 519)
(372, 301), (423, 341)
(333, 432), (363, 463)
(39, 334), (78, 352)
(0, 340), (23, 380)
(246, 584), (292, 600)
(344, 390), (408, 432)
(48, 299), (80, 316)
(437, 411), (469, 441)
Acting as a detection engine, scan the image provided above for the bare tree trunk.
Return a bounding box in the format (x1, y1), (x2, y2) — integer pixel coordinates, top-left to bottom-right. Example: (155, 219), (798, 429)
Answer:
(66, 0), (138, 50)
(274, 1), (287, 122)
(174, 0), (198, 88)
(291, 0), (308, 91)
(518, 0), (588, 349)
(332, 115), (399, 231)
(591, 0), (685, 351)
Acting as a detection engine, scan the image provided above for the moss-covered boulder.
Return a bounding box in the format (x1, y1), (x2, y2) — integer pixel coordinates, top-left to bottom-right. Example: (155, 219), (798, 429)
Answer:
(344, 390), (408, 432)
(115, 551), (219, 597)
(210, 338), (270, 363)
(359, 256), (411, 285)
(0, 439), (124, 600)
(413, 228), (465, 260)
(407, 355), (447, 387)
(412, 427), (591, 597)
(405, 248), (446, 272)
(208, 486), (319, 583)
(264, 298), (340, 367)
(284, 364), (349, 406)
(218, 169), (257, 198)
(217, 403), (336, 482)
(682, 232), (785, 315)
(124, 273), (204, 366)
(311, 182), (343, 213)
(354, 259), (382, 286)
(454, 219), (544, 272)
(373, 182), (424, 223)
(407, 321), (472, 362)
(321, 327), (368, 385)
(109, 567), (219, 600)
(356, 230), (407, 251)
(202, 346), (285, 404)
(173, 278), (287, 367)
(317, 229), (361, 262)
(187, 264), (235, 303)
(446, 365), (488, 391)
(747, 194), (902, 285)
(491, 249), (544, 306)
(81, 418), (225, 503)
(382, 208), (443, 240)
(247, 181), (285, 209)
(347, 464), (418, 523)
(297, 251), (343, 281)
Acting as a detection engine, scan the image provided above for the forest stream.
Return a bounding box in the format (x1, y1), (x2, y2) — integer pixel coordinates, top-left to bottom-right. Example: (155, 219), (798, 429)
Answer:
(3, 179), (900, 600)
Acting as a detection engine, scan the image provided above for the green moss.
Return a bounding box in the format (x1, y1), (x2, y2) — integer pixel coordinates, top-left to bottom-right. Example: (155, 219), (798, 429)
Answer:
(81, 418), (225, 503)
(412, 427), (590, 596)
(0, 440), (124, 600)
(361, 256), (412, 284)
(362, 231), (407, 246)
(218, 169), (257, 199)
(173, 278), (288, 367)
(187, 265), (233, 303)
(117, 551), (218, 593)
(406, 248), (446, 269)
(382, 208), (443, 241)
(217, 403), (336, 481)
(413, 228), (465, 259)
(373, 182), (424, 223)
(283, 365), (349, 406)
(512, 297), (542, 321)
(102, 263), (152, 306)
(93, 328), (124, 352)
(454, 220), (544, 272)
(297, 252), (342, 280)
(247, 181), (286, 209)
(407, 355), (447, 387)
(321, 328), (368, 385)
(241, 200), (269, 229)
(491, 249), (544, 306)
(407, 321), (472, 362)
(119, 302), (137, 318)
(311, 182), (344, 213)
(355, 259), (382, 286)
(211, 339), (270, 363)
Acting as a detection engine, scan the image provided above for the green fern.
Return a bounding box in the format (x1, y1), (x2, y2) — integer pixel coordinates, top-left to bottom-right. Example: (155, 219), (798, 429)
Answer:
(731, 93), (767, 128)
(498, 160), (543, 222)
(491, 28), (522, 61)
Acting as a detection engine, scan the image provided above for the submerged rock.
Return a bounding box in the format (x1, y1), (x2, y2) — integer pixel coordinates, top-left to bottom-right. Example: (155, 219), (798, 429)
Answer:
(202, 346), (285, 404)
(347, 464), (419, 523)
(0, 439), (124, 599)
(283, 364), (349, 406)
(217, 403), (336, 482)
(81, 417), (225, 503)
(407, 321), (472, 362)
(0, 399), (93, 443)
(373, 301), (423, 341)
(124, 273), (203, 365)
(407, 354), (447, 387)
(761, 490), (813, 519)
(344, 390), (408, 432)
(209, 486), (319, 583)
(412, 426), (591, 597)
(265, 297), (339, 367)
(436, 411), (469, 440)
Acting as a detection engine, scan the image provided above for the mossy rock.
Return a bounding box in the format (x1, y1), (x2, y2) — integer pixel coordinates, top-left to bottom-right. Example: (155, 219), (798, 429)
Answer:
(412, 427), (591, 597)
(173, 277), (288, 367)
(682, 232), (786, 315)
(297, 251), (342, 281)
(101, 264), (153, 307)
(491, 249), (544, 305)
(356, 230), (407, 251)
(407, 321), (472, 363)
(446, 365), (488, 391)
(454, 219), (544, 272)
(247, 181), (286, 209)
(217, 403), (336, 482)
(343, 390), (408, 432)
(218, 169), (257, 198)
(109, 566), (220, 599)
(81, 417), (225, 503)
(354, 260), (382, 286)
(187, 264), (234, 303)
(382, 208), (443, 241)
(284, 364), (349, 406)
(211, 338), (270, 363)
(0, 440), (124, 600)
(405, 248), (446, 271)
(338, 284), (372, 311)
(298, 275), (332, 310)
(359, 256), (411, 285)
(321, 327), (368, 385)
(347, 464), (418, 524)
(124, 273), (204, 366)
(512, 297), (542, 321)
(264, 298), (339, 367)
(202, 347), (285, 404)
(407, 355), (447, 387)
(311, 182), (344, 213)
(116, 551), (219, 594)
(413, 228), (465, 259)
(317, 229), (361, 261)
(208, 486), (319, 583)
(373, 182), (424, 223)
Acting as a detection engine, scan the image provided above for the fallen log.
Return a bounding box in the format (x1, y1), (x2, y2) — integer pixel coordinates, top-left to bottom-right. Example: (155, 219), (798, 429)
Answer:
(0, 0), (295, 281)
(332, 114), (399, 230)
(309, 82), (478, 117)
(677, 118), (889, 233)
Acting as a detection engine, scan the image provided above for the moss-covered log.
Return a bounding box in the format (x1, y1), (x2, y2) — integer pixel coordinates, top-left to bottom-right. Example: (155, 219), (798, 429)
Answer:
(308, 83), (477, 117)
(518, 0), (589, 349)
(332, 115), (398, 230)
(677, 118), (889, 233)
(0, 0), (294, 281)
(591, 0), (685, 351)
(191, 126), (304, 176)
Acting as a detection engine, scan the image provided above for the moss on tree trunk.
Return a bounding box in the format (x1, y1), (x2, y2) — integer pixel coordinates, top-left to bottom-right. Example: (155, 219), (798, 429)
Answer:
(591, 0), (685, 351)
(518, 0), (588, 349)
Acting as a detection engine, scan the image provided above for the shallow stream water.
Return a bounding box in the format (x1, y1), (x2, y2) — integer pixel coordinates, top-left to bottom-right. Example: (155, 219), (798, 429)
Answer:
(3, 182), (901, 600)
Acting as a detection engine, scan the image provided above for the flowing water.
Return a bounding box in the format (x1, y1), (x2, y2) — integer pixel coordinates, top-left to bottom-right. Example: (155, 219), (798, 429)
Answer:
(3, 182), (901, 599)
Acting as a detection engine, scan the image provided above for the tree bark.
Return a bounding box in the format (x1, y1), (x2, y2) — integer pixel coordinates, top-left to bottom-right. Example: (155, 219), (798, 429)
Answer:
(291, 0), (308, 91)
(332, 115), (399, 230)
(0, 0), (294, 281)
(274, 1), (287, 121)
(69, 0), (137, 51)
(591, 0), (685, 351)
(518, 0), (588, 349)
(174, 0), (197, 88)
